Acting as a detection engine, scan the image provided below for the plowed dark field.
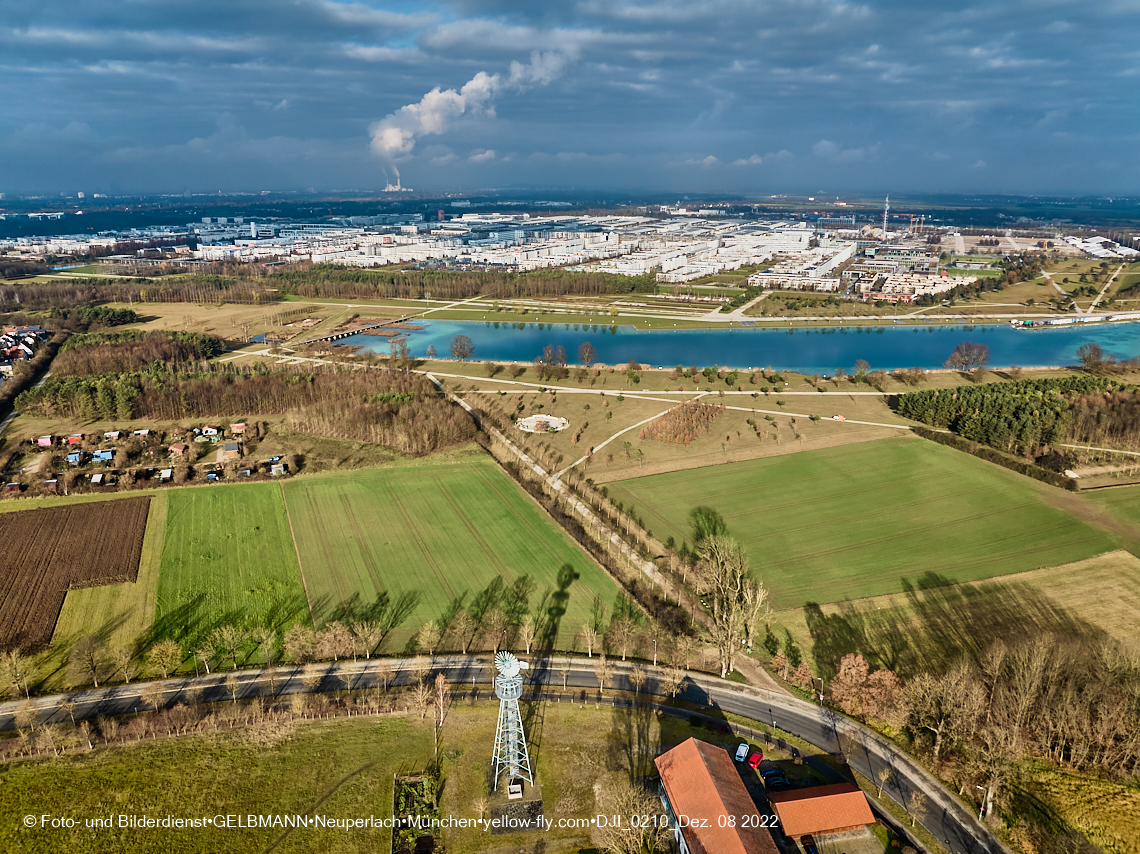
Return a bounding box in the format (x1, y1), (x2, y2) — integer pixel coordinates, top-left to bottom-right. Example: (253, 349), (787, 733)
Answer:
(0, 497), (151, 649)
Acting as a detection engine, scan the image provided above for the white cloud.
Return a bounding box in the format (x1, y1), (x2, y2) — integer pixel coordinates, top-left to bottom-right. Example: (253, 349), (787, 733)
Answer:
(682, 155), (719, 167)
(812, 139), (874, 162)
(732, 154), (763, 166)
(272, 98), (289, 111)
(468, 148), (495, 163)
(368, 51), (572, 161)
(973, 159), (987, 168)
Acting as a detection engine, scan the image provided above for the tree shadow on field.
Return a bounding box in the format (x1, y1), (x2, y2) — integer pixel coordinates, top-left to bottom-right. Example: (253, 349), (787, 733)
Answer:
(534, 563), (578, 651)
(805, 571), (1106, 679)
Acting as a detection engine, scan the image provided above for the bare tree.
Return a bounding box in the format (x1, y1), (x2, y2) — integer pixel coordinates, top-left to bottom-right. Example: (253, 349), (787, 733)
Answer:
(147, 639), (183, 678)
(225, 673), (241, 705)
(351, 622), (383, 659)
(518, 616), (537, 654)
(628, 666), (647, 702)
(252, 627), (277, 667)
(283, 624), (316, 663)
(211, 625), (249, 670)
(905, 662), (984, 762)
(594, 653), (612, 697)
(740, 578), (769, 652)
(906, 791), (928, 828)
(483, 608), (508, 652)
(660, 664), (685, 700)
(59, 699), (78, 724)
(609, 616), (637, 662)
(876, 765), (893, 798)
(417, 620), (442, 657)
(449, 334), (474, 361)
(140, 683), (165, 713)
(194, 643), (215, 676)
(0, 649), (34, 699)
(582, 623), (599, 658)
(592, 778), (669, 854)
(694, 536), (751, 677)
(69, 636), (105, 688)
(450, 611), (476, 654)
(316, 621), (353, 662)
(558, 659), (572, 692)
(944, 341), (990, 371)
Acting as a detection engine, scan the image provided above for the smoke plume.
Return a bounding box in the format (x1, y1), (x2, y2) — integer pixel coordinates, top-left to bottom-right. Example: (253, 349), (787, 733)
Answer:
(369, 51), (571, 161)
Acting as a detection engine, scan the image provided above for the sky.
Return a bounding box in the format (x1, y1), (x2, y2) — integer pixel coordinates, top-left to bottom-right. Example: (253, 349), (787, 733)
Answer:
(2, 0), (1138, 197)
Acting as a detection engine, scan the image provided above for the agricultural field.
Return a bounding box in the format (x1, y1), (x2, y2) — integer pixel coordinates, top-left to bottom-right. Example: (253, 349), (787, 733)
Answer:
(155, 484), (310, 649)
(51, 492), (169, 654)
(605, 436), (1118, 610)
(282, 457), (622, 652)
(768, 550), (1140, 678)
(0, 497), (151, 648)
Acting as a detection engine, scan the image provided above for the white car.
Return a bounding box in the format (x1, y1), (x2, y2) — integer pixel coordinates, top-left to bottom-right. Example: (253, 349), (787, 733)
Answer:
(735, 742), (749, 762)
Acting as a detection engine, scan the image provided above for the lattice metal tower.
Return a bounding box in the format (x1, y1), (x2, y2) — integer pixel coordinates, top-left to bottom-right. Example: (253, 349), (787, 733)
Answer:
(491, 651), (533, 791)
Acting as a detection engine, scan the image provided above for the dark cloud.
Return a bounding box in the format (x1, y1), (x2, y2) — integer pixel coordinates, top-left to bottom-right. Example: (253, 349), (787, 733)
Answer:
(1, 0), (1137, 194)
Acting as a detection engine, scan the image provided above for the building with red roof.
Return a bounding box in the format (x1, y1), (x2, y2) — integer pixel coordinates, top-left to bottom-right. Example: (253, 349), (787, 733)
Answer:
(766, 782), (875, 842)
(655, 738), (779, 854)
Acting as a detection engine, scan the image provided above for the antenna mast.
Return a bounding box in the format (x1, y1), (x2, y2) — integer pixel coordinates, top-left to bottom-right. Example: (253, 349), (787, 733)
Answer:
(491, 651), (534, 793)
(882, 195), (890, 240)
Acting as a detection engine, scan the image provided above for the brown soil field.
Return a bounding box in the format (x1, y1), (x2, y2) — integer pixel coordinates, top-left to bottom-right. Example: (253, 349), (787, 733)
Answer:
(0, 496), (151, 649)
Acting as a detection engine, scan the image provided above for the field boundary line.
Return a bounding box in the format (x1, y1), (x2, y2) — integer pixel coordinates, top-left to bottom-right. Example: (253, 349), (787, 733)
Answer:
(280, 482), (316, 626)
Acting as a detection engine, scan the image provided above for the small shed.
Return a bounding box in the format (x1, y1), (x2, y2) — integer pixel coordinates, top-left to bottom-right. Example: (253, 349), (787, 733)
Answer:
(67, 433), (84, 446)
(766, 783), (875, 842)
(222, 441), (241, 461)
(3, 482), (21, 494)
(66, 452), (83, 465)
(168, 442), (189, 456)
(91, 473), (105, 486)
(43, 479), (58, 492)
(93, 450), (113, 463)
(36, 435), (53, 448)
(132, 428), (151, 437)
(159, 468), (173, 482)
(271, 463), (286, 477)
(230, 422), (246, 435)
(103, 431), (121, 441)
(202, 426), (220, 436)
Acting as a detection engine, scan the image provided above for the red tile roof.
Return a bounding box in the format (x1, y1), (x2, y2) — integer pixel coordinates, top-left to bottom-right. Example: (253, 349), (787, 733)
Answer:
(766, 782), (874, 839)
(655, 738), (779, 854)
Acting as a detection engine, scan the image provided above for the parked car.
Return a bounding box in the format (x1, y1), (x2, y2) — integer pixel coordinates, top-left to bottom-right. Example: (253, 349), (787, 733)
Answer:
(747, 752), (763, 769)
(735, 743), (749, 762)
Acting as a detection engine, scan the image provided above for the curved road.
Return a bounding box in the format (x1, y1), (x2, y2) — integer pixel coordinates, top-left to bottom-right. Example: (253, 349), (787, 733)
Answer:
(2, 656), (1004, 854)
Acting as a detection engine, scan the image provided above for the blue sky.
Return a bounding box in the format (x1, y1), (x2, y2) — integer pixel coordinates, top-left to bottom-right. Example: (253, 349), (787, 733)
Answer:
(2, 0), (1137, 195)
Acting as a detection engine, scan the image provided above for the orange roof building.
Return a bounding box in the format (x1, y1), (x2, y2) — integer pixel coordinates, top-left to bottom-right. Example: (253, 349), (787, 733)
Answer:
(766, 782), (875, 841)
(655, 738), (779, 854)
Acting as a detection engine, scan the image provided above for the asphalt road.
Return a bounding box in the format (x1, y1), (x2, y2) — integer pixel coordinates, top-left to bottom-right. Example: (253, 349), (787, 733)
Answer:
(1, 656), (1005, 854)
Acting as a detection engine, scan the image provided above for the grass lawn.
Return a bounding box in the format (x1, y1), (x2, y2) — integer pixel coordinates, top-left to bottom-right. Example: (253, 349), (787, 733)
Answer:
(767, 550), (1140, 678)
(155, 483), (310, 649)
(1013, 764), (1140, 854)
(604, 436), (1118, 610)
(281, 457), (623, 652)
(0, 702), (747, 854)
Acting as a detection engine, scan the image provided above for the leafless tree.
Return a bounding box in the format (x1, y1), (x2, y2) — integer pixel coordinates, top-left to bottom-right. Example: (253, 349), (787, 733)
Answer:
(252, 627), (277, 667)
(147, 639), (183, 678)
(69, 636), (105, 688)
(0, 649), (33, 699)
(449, 611), (476, 654)
(350, 622), (383, 659)
(225, 674), (241, 704)
(694, 536), (751, 677)
(283, 624), (316, 664)
(417, 620), (442, 656)
(316, 621), (353, 662)
(907, 791), (928, 828)
(660, 664), (685, 700)
(609, 616), (637, 662)
(876, 765), (893, 798)
(211, 625), (249, 670)
(592, 778), (669, 854)
(594, 654), (612, 697)
(628, 666), (647, 702)
(517, 616), (537, 654)
(140, 683), (165, 713)
(581, 623), (599, 658)
(558, 659), (572, 692)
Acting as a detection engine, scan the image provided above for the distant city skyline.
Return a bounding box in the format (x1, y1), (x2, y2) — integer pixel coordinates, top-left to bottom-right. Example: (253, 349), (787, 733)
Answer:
(2, 1), (1138, 196)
